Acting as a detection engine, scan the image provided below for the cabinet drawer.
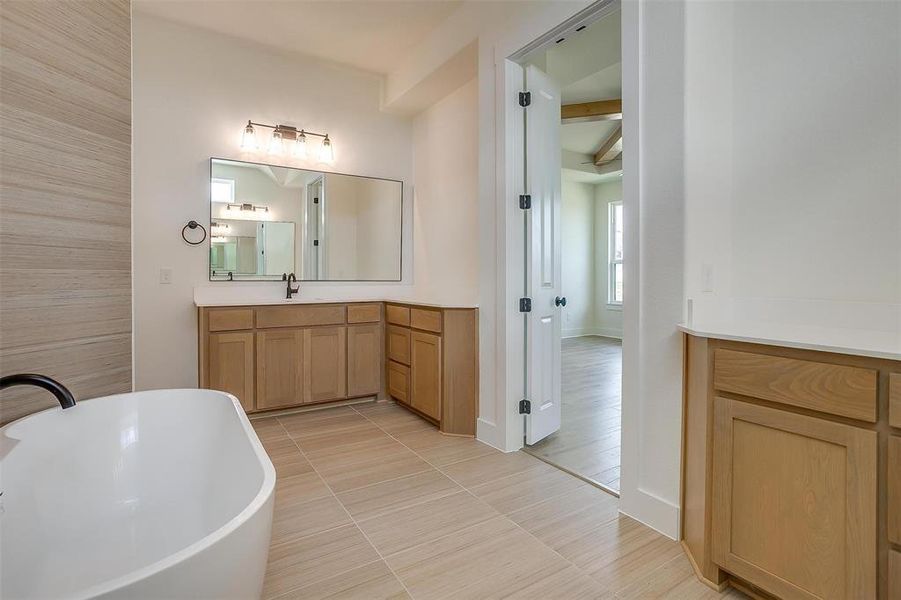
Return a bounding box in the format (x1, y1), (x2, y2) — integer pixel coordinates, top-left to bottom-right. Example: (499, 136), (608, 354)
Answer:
(890, 435), (901, 545)
(713, 349), (877, 422)
(410, 308), (442, 333)
(256, 304), (345, 329)
(890, 373), (901, 429)
(208, 308), (254, 332)
(347, 303), (381, 324)
(387, 325), (411, 365)
(387, 360), (410, 404)
(891, 550), (901, 600)
(386, 304), (410, 326)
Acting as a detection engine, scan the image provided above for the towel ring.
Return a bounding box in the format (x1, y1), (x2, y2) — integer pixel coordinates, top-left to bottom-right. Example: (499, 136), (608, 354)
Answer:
(182, 220), (207, 246)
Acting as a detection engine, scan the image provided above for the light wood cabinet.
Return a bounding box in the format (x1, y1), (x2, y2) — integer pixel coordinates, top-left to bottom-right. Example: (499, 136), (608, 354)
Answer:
(198, 302), (476, 435)
(889, 435), (901, 546)
(348, 324), (381, 397)
(208, 332), (255, 412)
(712, 397), (877, 599)
(304, 326), (347, 403)
(256, 330), (303, 410)
(411, 331), (442, 420)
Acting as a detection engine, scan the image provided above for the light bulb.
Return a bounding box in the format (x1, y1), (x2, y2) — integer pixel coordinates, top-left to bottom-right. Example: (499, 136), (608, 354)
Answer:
(269, 129), (283, 155)
(319, 136), (334, 164)
(240, 121), (257, 151)
(294, 131), (308, 158)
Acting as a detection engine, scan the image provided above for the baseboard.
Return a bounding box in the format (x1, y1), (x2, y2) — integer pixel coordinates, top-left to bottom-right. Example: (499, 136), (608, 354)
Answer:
(562, 328), (623, 340)
(476, 417), (504, 451)
(618, 486), (680, 540)
(681, 541), (728, 592)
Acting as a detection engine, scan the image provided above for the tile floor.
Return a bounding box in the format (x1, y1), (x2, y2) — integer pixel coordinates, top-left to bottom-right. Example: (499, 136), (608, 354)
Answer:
(253, 401), (747, 599)
(525, 336), (622, 491)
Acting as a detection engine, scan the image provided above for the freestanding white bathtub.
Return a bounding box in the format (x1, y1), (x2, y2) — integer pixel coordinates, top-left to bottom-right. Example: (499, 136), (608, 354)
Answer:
(0, 389), (276, 600)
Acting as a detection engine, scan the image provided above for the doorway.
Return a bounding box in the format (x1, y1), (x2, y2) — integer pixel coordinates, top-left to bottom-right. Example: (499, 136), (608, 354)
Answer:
(517, 4), (624, 495)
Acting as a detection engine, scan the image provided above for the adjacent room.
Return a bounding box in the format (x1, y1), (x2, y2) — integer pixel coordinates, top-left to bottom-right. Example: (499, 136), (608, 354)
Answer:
(1, 1), (898, 599)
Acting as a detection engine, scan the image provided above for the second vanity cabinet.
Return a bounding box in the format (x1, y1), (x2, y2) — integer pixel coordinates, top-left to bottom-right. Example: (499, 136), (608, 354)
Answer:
(682, 335), (899, 599)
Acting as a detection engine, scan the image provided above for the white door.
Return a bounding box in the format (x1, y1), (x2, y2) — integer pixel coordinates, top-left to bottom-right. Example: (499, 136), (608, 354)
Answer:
(524, 64), (563, 445)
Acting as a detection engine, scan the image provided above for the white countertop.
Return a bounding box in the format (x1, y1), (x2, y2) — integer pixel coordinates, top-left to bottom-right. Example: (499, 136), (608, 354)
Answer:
(678, 322), (901, 361)
(193, 287), (477, 309)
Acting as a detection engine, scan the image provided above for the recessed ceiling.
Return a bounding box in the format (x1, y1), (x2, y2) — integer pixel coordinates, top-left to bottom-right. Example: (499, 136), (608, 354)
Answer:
(134, 0), (463, 75)
(563, 168), (622, 184)
(561, 120), (619, 155)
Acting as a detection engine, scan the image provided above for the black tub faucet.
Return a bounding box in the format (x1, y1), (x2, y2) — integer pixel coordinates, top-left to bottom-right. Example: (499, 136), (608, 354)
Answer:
(0, 374), (77, 409)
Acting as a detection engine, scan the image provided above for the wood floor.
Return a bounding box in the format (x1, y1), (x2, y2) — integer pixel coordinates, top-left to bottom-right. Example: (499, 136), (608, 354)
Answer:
(253, 401), (747, 599)
(525, 336), (622, 492)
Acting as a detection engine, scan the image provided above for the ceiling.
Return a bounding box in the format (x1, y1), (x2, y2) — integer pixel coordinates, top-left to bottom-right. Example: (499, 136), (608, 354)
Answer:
(134, 0), (462, 75)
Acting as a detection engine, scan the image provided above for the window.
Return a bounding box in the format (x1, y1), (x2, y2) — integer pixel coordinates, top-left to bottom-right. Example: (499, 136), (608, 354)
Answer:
(608, 201), (623, 305)
(211, 178), (235, 204)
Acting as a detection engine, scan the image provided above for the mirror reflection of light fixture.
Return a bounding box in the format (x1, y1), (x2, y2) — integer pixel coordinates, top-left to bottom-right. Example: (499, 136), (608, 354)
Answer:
(226, 202), (269, 213)
(240, 121), (257, 151)
(268, 129), (283, 155)
(319, 135), (334, 164)
(293, 131), (307, 158)
(239, 120), (333, 162)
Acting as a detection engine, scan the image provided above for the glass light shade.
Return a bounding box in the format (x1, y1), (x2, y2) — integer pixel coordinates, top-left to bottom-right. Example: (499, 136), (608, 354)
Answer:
(269, 130), (283, 155)
(319, 137), (334, 163)
(293, 132), (308, 158)
(240, 123), (257, 151)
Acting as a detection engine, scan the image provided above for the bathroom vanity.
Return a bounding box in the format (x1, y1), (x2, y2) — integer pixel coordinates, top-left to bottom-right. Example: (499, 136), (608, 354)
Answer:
(680, 328), (901, 599)
(197, 300), (478, 436)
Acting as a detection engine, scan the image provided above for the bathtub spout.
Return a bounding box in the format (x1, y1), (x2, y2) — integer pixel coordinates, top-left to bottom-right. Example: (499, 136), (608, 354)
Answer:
(0, 374), (76, 409)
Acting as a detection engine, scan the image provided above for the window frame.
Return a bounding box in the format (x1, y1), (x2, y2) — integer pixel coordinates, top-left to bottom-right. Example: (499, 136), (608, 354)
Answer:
(608, 200), (623, 307)
(211, 177), (235, 204)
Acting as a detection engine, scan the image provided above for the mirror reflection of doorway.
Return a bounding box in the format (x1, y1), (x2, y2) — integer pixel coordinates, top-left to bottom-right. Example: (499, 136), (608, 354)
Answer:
(520, 6), (624, 496)
(306, 176), (324, 279)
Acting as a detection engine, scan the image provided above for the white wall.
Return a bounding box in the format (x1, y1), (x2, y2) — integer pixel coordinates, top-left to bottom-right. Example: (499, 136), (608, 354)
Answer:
(411, 78), (480, 306)
(561, 179), (597, 337)
(133, 14), (414, 390)
(684, 1), (901, 339)
(593, 179), (623, 338)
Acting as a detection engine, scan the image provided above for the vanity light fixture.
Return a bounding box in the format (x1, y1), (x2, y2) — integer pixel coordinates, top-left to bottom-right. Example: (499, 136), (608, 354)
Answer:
(226, 202), (269, 213)
(240, 121), (257, 151)
(240, 120), (333, 164)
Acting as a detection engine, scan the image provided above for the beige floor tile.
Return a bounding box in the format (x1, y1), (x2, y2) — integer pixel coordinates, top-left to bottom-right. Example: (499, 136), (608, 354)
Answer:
(252, 417), (287, 442)
(467, 463), (588, 514)
(270, 495), (353, 546)
(263, 436), (315, 479)
(562, 515), (684, 593)
(386, 516), (571, 600)
(274, 471), (332, 508)
(263, 524), (380, 599)
(615, 553), (718, 599)
(393, 429), (500, 467)
(272, 560), (410, 600)
(283, 411), (374, 439)
(355, 403), (438, 434)
(357, 491), (497, 556)
(337, 469), (463, 521)
(293, 423), (391, 453)
(315, 446), (433, 494)
(303, 433), (402, 467)
(440, 450), (547, 489)
(277, 405), (360, 429)
(508, 484), (620, 549)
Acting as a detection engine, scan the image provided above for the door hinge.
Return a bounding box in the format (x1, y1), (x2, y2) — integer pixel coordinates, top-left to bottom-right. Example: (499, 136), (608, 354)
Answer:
(519, 399), (531, 414)
(519, 91), (531, 107)
(519, 297), (532, 313)
(313, 197), (319, 204)
(519, 194), (531, 209)
(313, 240), (319, 246)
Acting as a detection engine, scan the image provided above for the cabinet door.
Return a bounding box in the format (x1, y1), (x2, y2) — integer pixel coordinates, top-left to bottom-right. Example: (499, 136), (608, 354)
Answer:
(348, 324), (381, 397)
(209, 332), (255, 411)
(304, 326), (347, 403)
(410, 331), (441, 420)
(712, 397), (876, 600)
(256, 330), (303, 410)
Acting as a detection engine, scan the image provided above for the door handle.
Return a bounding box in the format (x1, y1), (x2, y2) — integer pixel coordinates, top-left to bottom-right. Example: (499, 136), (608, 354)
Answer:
(555, 296), (567, 307)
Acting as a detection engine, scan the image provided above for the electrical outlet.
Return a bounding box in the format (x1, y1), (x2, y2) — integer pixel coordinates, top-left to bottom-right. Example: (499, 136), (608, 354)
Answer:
(701, 264), (714, 292)
(160, 268), (173, 284)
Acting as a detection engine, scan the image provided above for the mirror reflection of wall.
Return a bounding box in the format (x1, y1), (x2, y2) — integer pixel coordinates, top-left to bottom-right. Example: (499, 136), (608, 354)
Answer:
(210, 158), (402, 281)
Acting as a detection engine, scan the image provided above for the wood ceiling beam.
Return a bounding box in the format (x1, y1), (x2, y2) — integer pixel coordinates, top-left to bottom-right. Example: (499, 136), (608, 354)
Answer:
(594, 124), (622, 166)
(561, 99), (622, 122)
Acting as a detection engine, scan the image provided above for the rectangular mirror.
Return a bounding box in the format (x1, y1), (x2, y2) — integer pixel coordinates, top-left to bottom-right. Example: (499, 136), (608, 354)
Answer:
(210, 158), (403, 281)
